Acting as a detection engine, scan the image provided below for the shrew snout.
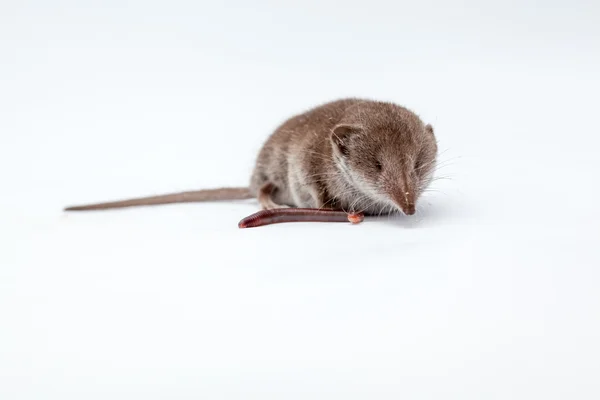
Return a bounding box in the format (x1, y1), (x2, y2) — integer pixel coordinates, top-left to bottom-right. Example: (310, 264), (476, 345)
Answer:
(402, 202), (416, 215)
(391, 189), (416, 216)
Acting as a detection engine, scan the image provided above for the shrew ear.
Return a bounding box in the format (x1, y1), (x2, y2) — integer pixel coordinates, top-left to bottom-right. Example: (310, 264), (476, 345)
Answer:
(331, 124), (362, 156)
(425, 124), (434, 136)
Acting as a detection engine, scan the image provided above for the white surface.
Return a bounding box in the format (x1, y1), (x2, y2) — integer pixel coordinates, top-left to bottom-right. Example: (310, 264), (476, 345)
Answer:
(1, 1), (600, 399)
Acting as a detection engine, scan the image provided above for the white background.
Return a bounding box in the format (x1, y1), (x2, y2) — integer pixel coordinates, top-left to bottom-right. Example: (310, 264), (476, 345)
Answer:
(1, 0), (600, 398)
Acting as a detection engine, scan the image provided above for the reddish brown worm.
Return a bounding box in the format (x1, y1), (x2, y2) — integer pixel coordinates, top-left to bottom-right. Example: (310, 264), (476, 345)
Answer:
(238, 208), (365, 228)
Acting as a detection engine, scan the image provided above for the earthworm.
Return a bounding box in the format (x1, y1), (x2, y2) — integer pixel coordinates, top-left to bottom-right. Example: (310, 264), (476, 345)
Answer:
(238, 208), (365, 228)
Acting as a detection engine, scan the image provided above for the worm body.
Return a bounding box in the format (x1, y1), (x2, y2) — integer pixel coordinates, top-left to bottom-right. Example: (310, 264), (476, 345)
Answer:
(238, 208), (365, 228)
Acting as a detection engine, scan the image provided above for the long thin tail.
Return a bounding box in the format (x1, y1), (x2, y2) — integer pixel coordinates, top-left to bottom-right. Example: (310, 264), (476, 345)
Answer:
(64, 187), (252, 211)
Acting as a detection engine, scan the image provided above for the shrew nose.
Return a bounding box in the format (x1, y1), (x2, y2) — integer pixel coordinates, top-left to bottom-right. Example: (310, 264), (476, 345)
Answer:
(391, 189), (416, 216)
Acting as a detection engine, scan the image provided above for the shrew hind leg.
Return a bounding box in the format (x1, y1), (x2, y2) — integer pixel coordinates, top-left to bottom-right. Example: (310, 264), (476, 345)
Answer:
(258, 182), (289, 210)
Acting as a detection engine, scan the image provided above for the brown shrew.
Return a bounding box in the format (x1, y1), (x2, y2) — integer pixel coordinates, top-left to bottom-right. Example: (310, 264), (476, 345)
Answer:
(64, 98), (439, 226)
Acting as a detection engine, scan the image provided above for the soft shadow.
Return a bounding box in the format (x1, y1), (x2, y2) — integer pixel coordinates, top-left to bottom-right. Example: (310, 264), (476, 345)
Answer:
(369, 195), (463, 228)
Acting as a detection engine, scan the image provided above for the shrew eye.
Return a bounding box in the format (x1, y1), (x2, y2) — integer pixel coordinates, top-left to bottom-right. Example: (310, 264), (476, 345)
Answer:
(415, 155), (424, 172)
(375, 161), (383, 171)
